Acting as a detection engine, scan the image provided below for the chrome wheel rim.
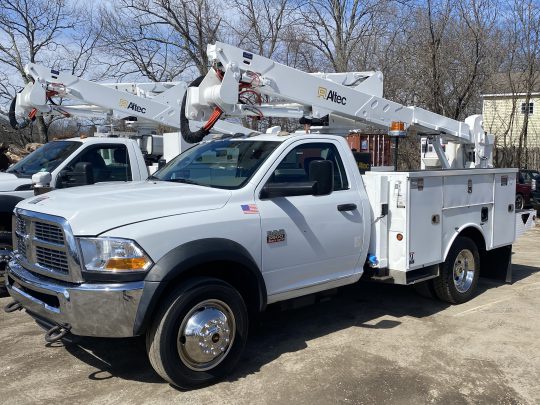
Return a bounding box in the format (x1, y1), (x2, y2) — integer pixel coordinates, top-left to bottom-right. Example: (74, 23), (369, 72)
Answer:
(516, 195), (524, 209)
(177, 299), (236, 371)
(453, 249), (475, 293)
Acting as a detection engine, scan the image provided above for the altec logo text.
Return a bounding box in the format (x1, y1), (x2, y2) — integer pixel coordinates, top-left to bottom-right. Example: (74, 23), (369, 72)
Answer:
(317, 86), (347, 105)
(119, 99), (147, 114)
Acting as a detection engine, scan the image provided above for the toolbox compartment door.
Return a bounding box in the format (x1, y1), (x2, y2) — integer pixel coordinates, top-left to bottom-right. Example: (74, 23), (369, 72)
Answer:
(407, 175), (443, 269)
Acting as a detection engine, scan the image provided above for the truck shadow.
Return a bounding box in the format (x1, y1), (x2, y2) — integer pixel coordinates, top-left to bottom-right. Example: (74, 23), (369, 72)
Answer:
(507, 263), (539, 283)
(59, 266), (538, 388)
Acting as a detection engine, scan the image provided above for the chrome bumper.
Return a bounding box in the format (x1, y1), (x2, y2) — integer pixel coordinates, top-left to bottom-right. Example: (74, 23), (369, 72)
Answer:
(6, 260), (144, 337)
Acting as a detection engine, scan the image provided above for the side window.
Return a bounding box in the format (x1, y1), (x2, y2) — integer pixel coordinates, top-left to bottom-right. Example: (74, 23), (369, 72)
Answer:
(69, 145), (132, 183)
(267, 142), (349, 191)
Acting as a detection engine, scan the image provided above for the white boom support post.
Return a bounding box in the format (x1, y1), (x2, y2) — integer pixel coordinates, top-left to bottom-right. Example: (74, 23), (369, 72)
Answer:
(186, 42), (494, 169)
(14, 63), (254, 136)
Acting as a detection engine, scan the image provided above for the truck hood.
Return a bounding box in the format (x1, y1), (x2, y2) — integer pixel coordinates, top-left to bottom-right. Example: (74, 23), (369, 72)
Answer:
(0, 172), (31, 191)
(17, 181), (232, 235)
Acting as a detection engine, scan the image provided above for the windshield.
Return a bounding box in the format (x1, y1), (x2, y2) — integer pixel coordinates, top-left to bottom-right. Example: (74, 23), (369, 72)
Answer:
(7, 141), (81, 177)
(153, 139), (279, 189)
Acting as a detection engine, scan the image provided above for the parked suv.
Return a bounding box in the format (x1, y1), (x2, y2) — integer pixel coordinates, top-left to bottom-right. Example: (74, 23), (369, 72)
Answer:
(516, 169), (539, 209)
(531, 172), (540, 212)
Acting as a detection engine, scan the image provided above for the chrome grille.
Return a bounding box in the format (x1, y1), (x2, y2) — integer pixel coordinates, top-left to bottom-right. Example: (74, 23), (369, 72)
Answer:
(34, 222), (64, 245)
(36, 246), (69, 273)
(13, 209), (82, 283)
(16, 216), (26, 235)
(16, 234), (27, 259)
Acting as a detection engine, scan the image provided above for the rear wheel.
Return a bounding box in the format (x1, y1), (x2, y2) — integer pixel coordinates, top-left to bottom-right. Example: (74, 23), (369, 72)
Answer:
(0, 231), (12, 295)
(433, 236), (480, 304)
(146, 277), (248, 389)
(516, 193), (525, 210)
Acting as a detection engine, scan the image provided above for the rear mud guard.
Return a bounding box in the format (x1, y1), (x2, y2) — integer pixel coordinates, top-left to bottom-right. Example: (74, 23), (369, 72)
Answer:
(481, 245), (513, 284)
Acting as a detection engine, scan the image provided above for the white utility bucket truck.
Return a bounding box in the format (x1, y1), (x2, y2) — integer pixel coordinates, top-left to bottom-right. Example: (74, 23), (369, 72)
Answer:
(0, 64), (253, 284)
(4, 42), (535, 389)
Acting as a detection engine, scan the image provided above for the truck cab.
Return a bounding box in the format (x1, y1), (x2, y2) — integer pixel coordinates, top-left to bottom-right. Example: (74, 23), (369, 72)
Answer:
(0, 137), (149, 287)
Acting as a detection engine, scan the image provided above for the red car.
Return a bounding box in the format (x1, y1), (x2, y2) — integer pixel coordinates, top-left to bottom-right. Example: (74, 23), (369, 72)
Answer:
(516, 170), (539, 209)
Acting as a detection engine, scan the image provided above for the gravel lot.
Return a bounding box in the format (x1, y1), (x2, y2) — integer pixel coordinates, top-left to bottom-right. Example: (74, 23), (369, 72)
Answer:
(1, 224), (539, 404)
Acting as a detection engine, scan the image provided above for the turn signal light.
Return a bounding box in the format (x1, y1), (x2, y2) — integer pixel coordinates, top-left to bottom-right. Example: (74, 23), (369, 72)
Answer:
(105, 257), (150, 271)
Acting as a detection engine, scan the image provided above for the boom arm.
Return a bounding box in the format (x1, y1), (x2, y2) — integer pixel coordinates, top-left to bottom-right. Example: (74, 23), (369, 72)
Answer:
(11, 63), (255, 137)
(185, 42), (494, 168)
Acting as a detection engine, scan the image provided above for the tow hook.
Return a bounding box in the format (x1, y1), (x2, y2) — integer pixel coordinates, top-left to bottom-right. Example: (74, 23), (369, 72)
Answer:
(3, 300), (22, 313)
(44, 324), (71, 343)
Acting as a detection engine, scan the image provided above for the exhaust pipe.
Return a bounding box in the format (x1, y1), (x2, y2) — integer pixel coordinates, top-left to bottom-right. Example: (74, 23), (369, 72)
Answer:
(4, 300), (22, 313)
(44, 324), (71, 343)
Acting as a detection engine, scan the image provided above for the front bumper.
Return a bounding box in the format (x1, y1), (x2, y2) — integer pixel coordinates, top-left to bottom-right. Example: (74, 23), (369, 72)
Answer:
(6, 260), (144, 337)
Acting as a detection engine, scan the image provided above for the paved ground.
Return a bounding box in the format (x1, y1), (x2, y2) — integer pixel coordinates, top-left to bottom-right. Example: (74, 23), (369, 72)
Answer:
(1, 225), (539, 404)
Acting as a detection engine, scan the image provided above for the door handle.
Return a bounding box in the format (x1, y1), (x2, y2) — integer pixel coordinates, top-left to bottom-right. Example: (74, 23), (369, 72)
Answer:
(337, 203), (357, 212)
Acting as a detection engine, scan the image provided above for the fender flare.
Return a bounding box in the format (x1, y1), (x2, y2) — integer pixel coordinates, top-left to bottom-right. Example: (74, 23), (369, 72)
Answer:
(443, 223), (486, 261)
(133, 238), (267, 335)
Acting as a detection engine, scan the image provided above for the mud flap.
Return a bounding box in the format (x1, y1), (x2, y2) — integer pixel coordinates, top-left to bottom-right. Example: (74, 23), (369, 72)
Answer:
(481, 245), (513, 284)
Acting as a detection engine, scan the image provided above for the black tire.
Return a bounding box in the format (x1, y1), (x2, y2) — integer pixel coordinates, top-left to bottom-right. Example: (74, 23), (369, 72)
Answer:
(0, 230), (12, 295)
(146, 277), (248, 389)
(434, 236), (480, 304)
(516, 193), (525, 210)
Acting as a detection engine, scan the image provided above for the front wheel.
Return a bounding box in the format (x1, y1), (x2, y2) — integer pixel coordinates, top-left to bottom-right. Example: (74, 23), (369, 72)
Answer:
(146, 278), (248, 389)
(433, 236), (480, 304)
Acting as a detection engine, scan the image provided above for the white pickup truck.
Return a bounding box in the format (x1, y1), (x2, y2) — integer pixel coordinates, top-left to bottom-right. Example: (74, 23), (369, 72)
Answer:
(5, 133), (526, 388)
(0, 136), (151, 287)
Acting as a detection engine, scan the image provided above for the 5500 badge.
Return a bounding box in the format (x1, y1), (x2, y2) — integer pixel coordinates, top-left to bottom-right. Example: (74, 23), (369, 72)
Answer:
(267, 229), (286, 244)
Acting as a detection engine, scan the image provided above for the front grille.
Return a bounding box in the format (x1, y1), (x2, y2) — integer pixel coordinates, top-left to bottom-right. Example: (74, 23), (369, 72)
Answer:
(16, 216), (26, 235)
(13, 210), (80, 282)
(34, 222), (64, 245)
(16, 234), (27, 259)
(36, 246), (69, 273)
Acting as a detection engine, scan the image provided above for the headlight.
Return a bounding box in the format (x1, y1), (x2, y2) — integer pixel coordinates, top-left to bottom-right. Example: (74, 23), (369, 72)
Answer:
(533, 178), (537, 191)
(78, 237), (152, 272)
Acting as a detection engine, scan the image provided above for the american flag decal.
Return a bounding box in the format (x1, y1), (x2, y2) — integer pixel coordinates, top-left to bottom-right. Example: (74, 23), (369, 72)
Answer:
(241, 204), (259, 214)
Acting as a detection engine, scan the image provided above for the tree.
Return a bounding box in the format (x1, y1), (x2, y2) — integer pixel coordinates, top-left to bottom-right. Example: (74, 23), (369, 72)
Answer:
(397, 0), (498, 119)
(114, 0), (224, 76)
(298, 0), (392, 72)
(0, 0), (102, 144)
(99, 3), (191, 81)
(509, 0), (540, 168)
(228, 0), (297, 59)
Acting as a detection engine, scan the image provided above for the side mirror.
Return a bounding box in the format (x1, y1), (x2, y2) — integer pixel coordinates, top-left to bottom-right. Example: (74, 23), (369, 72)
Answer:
(59, 162), (95, 188)
(309, 160), (334, 196)
(32, 171), (52, 195)
(260, 182), (315, 199)
(141, 134), (163, 159)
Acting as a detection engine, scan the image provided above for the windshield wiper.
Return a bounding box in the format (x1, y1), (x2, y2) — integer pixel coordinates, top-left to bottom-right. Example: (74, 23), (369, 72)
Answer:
(169, 178), (203, 186)
(147, 175), (160, 181)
